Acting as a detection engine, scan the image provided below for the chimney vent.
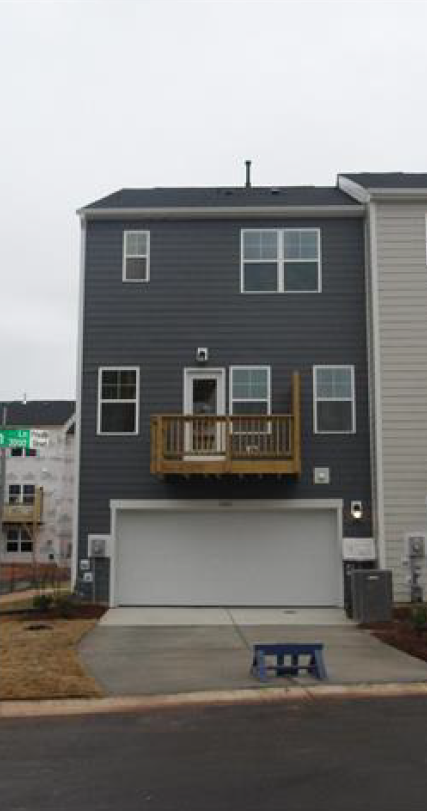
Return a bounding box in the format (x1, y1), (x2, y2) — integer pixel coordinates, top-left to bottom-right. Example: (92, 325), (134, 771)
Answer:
(245, 160), (252, 188)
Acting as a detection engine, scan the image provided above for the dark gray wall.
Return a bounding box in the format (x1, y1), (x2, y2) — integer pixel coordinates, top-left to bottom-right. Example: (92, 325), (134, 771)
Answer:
(78, 215), (372, 596)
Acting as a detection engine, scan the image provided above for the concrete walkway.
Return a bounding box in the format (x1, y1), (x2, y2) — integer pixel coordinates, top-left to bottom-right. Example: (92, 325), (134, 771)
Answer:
(79, 618), (427, 696)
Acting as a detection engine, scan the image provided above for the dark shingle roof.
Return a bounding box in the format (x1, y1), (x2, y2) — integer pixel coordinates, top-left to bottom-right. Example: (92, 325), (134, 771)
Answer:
(83, 186), (357, 210)
(4, 401), (75, 428)
(341, 173), (427, 190)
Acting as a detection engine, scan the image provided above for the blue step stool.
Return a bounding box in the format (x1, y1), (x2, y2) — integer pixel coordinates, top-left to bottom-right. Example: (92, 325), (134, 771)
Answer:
(251, 643), (327, 682)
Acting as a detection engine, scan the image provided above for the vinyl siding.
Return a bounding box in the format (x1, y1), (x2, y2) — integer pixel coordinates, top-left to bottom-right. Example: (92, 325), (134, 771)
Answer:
(77, 216), (372, 601)
(375, 202), (427, 600)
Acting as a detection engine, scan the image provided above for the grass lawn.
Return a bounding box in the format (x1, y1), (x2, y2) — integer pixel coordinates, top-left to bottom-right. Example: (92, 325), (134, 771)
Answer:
(0, 619), (103, 700)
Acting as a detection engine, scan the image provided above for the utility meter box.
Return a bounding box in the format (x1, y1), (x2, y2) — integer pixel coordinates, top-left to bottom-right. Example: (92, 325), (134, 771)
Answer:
(351, 569), (393, 623)
(404, 533), (426, 559)
(88, 534), (110, 558)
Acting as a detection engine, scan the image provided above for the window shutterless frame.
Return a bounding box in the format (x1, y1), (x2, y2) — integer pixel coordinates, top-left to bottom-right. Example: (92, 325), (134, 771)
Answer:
(240, 229), (280, 295)
(240, 228), (322, 294)
(313, 365), (356, 435)
(229, 366), (272, 432)
(122, 231), (150, 283)
(97, 366), (140, 436)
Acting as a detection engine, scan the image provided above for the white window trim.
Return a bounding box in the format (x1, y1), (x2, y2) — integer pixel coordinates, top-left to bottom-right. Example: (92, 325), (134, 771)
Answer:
(313, 365), (356, 435)
(229, 365), (272, 416)
(97, 366), (140, 436)
(240, 228), (322, 294)
(240, 229), (280, 295)
(122, 230), (150, 283)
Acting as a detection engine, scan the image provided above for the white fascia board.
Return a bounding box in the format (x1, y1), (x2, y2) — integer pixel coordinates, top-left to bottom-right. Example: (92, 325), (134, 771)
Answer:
(110, 498), (344, 512)
(338, 176), (427, 203)
(337, 176), (370, 203)
(369, 189), (427, 201)
(78, 205), (364, 220)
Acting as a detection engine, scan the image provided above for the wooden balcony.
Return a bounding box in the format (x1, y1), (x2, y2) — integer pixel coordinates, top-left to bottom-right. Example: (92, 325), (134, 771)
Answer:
(3, 487), (43, 525)
(151, 372), (301, 476)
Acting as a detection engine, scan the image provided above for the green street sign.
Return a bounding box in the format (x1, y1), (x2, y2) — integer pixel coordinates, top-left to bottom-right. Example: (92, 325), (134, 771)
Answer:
(0, 429), (30, 449)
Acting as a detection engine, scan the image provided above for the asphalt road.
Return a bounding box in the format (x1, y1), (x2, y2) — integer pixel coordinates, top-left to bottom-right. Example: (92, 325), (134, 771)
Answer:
(2, 697), (427, 810)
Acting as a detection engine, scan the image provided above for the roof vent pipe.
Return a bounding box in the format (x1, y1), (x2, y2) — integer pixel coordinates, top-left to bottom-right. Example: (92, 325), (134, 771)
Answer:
(245, 160), (252, 188)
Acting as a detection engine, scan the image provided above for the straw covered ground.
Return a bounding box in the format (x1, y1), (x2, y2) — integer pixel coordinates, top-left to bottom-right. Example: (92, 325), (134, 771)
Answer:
(0, 619), (103, 700)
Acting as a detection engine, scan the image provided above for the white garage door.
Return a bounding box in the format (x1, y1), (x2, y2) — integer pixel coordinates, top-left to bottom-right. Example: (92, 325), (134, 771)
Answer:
(114, 507), (340, 607)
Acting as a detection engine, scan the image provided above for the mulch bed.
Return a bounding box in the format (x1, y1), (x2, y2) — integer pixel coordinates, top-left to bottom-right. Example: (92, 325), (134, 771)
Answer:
(1, 604), (107, 622)
(364, 609), (427, 663)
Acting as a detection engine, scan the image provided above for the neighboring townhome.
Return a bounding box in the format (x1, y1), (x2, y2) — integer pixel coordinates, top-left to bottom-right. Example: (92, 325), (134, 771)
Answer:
(75, 172), (373, 607)
(339, 173), (427, 602)
(1, 401), (75, 570)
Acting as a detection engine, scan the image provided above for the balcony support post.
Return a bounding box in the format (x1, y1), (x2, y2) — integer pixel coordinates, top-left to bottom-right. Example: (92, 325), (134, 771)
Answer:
(292, 372), (301, 476)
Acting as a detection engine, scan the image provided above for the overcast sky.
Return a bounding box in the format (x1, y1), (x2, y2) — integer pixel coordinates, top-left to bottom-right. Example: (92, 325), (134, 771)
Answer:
(1, 0), (427, 401)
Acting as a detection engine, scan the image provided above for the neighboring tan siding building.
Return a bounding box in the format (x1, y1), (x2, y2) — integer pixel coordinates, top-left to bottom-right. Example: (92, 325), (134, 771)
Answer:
(340, 174), (427, 601)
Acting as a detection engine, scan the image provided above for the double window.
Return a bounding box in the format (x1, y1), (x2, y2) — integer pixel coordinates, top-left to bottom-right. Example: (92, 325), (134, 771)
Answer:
(6, 527), (32, 554)
(313, 366), (355, 434)
(98, 367), (139, 435)
(11, 447), (37, 458)
(8, 484), (35, 504)
(241, 228), (321, 293)
(123, 231), (150, 282)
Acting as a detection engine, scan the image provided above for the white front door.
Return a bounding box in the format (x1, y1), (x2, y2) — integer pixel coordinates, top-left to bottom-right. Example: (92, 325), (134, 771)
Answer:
(183, 369), (226, 457)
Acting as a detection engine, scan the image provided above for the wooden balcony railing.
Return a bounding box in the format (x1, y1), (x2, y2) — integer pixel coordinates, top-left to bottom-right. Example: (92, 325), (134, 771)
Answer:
(151, 372), (301, 476)
(3, 487), (43, 524)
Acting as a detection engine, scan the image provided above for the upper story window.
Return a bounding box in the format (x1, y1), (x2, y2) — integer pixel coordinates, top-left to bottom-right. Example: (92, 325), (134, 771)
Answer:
(8, 484), (35, 504)
(97, 367), (139, 435)
(313, 366), (355, 434)
(123, 231), (150, 282)
(230, 366), (271, 415)
(241, 229), (321, 293)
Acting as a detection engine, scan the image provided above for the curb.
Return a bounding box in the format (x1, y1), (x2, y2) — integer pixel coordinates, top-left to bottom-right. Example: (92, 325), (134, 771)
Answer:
(2, 682), (427, 718)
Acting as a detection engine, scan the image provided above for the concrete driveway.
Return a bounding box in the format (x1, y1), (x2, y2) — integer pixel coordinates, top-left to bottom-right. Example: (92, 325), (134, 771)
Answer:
(78, 608), (427, 696)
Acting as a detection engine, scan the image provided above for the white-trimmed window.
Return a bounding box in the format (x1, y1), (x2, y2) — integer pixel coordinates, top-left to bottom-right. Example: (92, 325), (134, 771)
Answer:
(313, 366), (355, 434)
(98, 367), (139, 435)
(8, 484), (35, 504)
(10, 447), (37, 458)
(6, 527), (33, 554)
(241, 228), (321, 293)
(123, 231), (150, 282)
(230, 366), (271, 416)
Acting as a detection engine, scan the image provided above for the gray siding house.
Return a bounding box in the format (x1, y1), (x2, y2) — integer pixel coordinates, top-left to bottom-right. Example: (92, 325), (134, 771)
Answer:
(74, 181), (373, 606)
(340, 173), (427, 602)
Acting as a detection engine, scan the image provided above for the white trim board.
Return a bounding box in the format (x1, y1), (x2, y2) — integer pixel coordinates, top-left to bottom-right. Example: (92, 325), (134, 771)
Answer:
(79, 205), (365, 220)
(71, 219), (86, 589)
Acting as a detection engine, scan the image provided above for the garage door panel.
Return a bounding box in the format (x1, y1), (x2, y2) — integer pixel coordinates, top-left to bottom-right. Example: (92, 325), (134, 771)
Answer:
(115, 508), (339, 606)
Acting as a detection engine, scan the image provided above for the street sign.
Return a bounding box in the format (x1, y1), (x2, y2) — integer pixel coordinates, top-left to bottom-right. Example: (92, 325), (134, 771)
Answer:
(0, 429), (30, 448)
(30, 430), (49, 449)
(0, 429), (50, 449)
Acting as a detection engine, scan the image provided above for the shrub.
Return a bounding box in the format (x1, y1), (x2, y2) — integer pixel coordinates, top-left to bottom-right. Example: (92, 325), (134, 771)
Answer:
(54, 594), (77, 619)
(411, 606), (427, 636)
(33, 593), (53, 612)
